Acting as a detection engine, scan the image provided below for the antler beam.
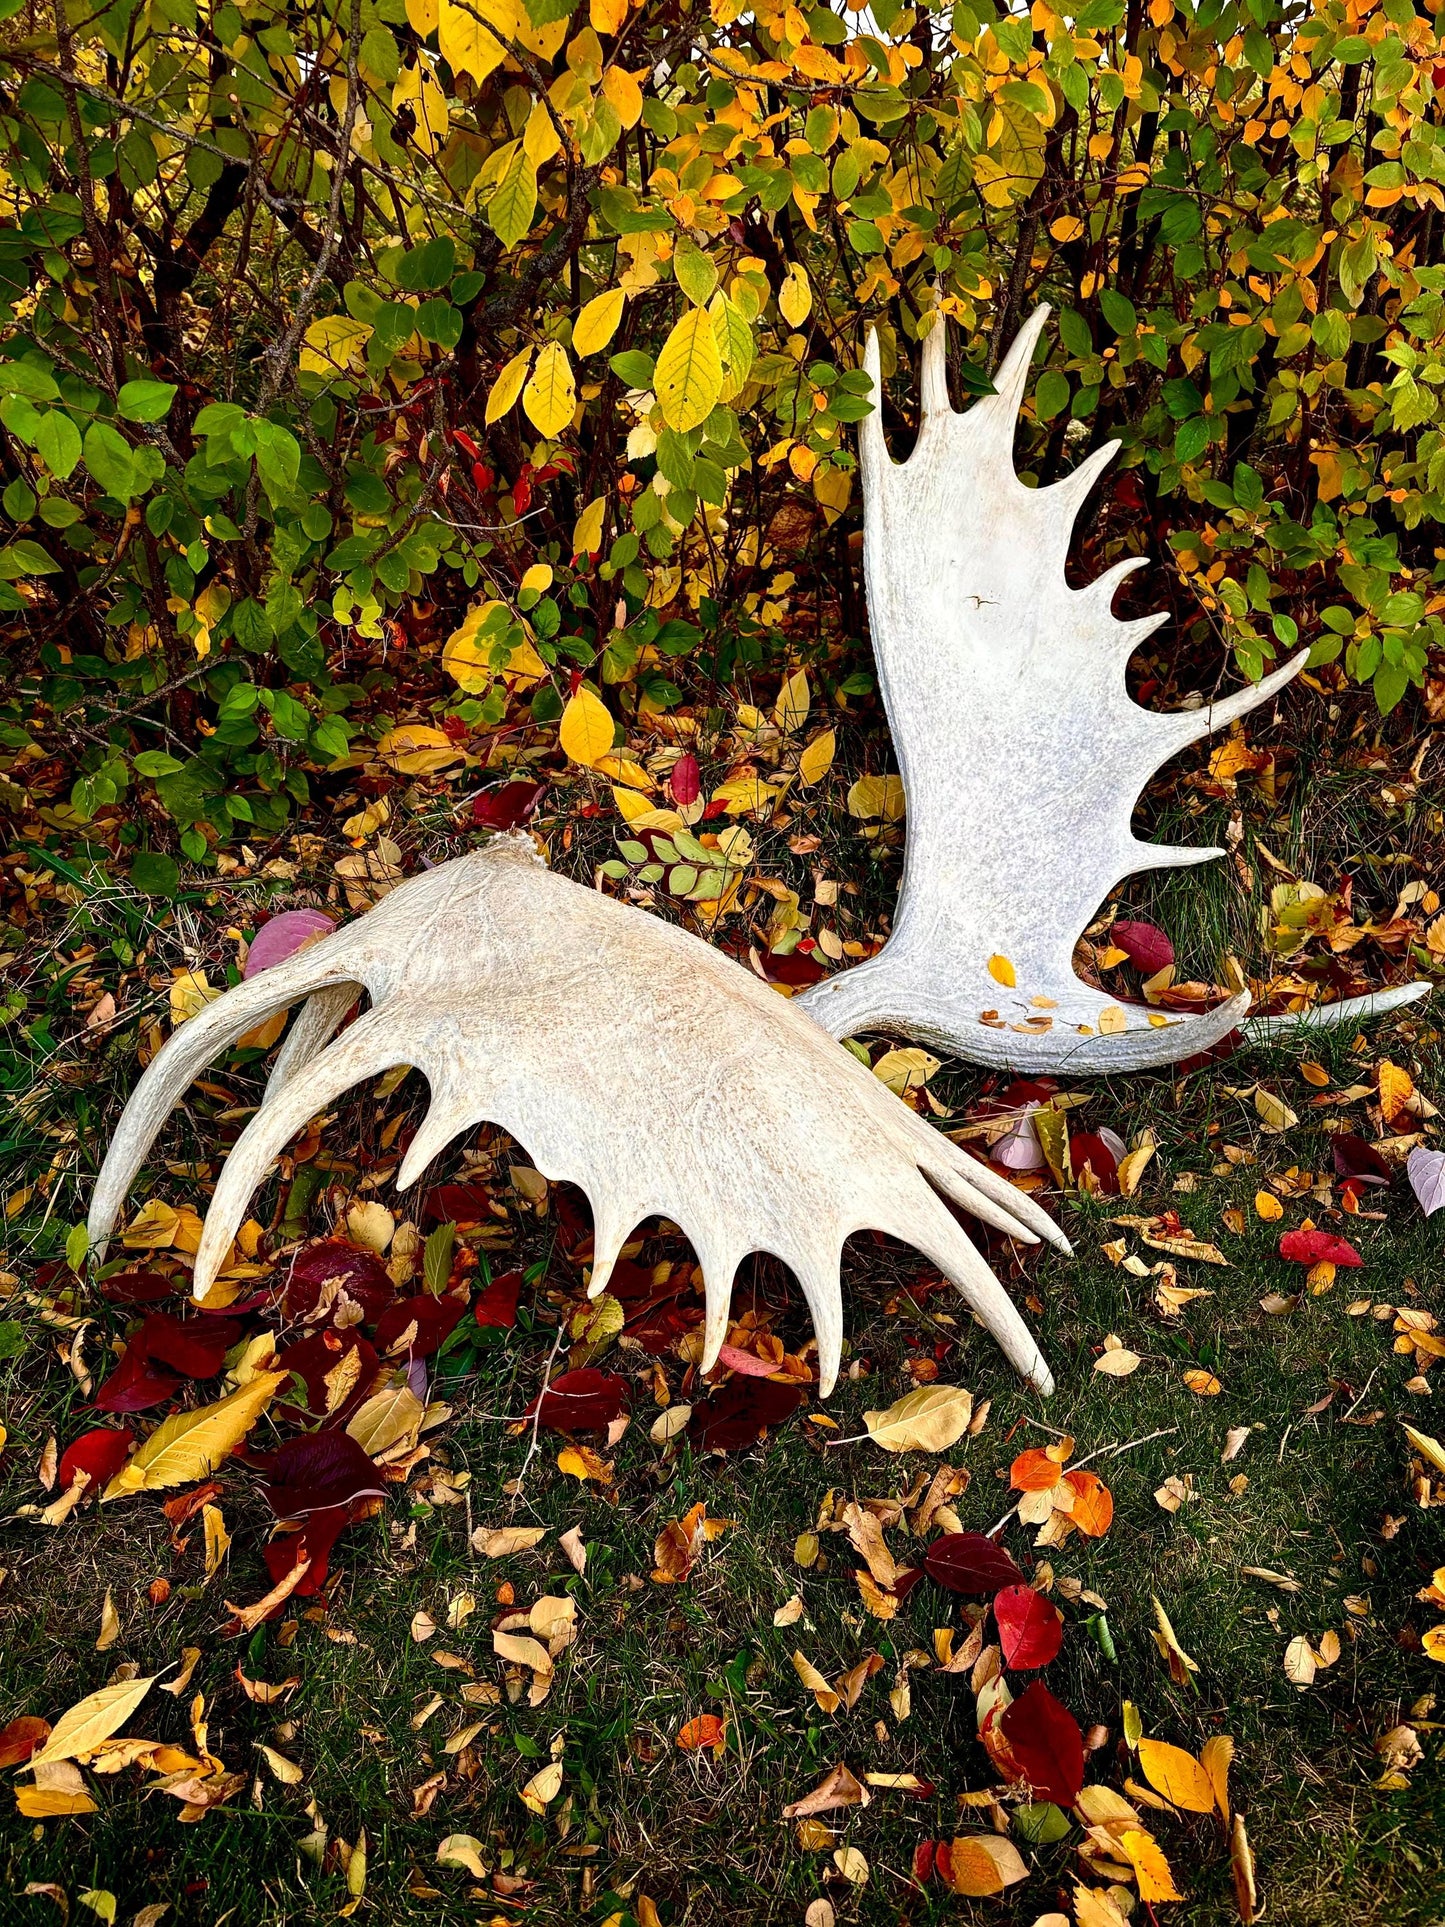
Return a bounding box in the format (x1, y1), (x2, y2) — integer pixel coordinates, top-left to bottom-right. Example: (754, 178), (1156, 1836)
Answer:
(90, 836), (1066, 1396)
(798, 306), (1429, 1070)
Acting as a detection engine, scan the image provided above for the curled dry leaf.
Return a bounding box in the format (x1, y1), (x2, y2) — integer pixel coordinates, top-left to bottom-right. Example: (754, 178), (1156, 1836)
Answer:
(780, 1760), (871, 1818)
(436, 1834), (487, 1878)
(471, 1525), (548, 1559)
(519, 1760), (563, 1814)
(862, 1384), (973, 1453)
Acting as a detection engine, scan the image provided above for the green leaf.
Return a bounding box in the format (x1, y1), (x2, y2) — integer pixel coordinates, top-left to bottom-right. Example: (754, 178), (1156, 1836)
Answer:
(0, 1320), (25, 1360)
(424, 1221), (456, 1296)
(66, 1221), (89, 1272)
(34, 408), (81, 478)
(83, 421), (139, 500)
(609, 349), (655, 388)
(0, 538), (60, 576)
(130, 850), (179, 896)
(1098, 288), (1137, 337)
(117, 378), (177, 422)
(1034, 368), (1070, 421)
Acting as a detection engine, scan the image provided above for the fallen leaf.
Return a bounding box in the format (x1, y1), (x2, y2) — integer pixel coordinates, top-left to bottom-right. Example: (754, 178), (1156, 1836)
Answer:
(1407, 1147), (1445, 1216)
(994, 1585), (1064, 1669)
(519, 1761), (563, 1813)
(471, 1525), (548, 1559)
(1254, 1088), (1298, 1133)
(1183, 1369), (1222, 1396)
(1278, 1228), (1362, 1268)
(95, 1590), (121, 1650)
(945, 1833), (1029, 1896)
(862, 1384), (973, 1453)
(1230, 1813), (1257, 1924)
(1121, 1827), (1183, 1901)
(833, 1845), (869, 1885)
(1137, 1737), (1215, 1812)
(29, 1675), (156, 1770)
(103, 1372), (286, 1498)
(436, 1834), (487, 1877)
(999, 1681), (1084, 1807)
(925, 1533), (1024, 1594)
(781, 1761), (871, 1818)
(256, 1742), (304, 1784)
(1094, 1336), (1141, 1377)
(676, 1713), (727, 1754)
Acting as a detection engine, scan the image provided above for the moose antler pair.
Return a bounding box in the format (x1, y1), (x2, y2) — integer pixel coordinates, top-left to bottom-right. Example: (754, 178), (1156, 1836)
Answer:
(89, 309), (1429, 1396)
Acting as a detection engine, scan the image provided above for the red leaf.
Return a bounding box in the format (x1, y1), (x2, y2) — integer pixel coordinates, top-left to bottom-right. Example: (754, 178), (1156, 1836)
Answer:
(713, 1343), (784, 1379)
(257, 1429), (388, 1520)
(134, 1311), (243, 1379)
(244, 909), (337, 977)
(1069, 1132), (1119, 1194)
(993, 1584), (1064, 1669)
(933, 1840), (954, 1887)
(911, 1841), (936, 1887)
(100, 1269), (174, 1305)
(284, 1241), (394, 1325)
(92, 1346), (182, 1413)
(470, 780), (545, 831)
(420, 1182), (493, 1226)
(263, 1507), (351, 1597)
(1278, 1228), (1363, 1268)
(474, 1269), (523, 1329)
(764, 951), (828, 988)
(1331, 1134), (1391, 1188)
(57, 1427), (134, 1494)
(688, 1376), (801, 1450)
(374, 1293), (467, 1358)
(0, 1717), (50, 1768)
(924, 1532), (1025, 1594)
(1111, 919), (1175, 974)
(525, 1368), (630, 1434)
(998, 1680), (1084, 1807)
(669, 753), (701, 805)
(276, 1329), (380, 1418)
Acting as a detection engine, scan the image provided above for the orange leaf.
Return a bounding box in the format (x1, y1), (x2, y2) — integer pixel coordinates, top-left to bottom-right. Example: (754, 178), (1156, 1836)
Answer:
(1010, 1446), (1066, 1492)
(1121, 1827), (1184, 1901)
(676, 1714), (727, 1755)
(1062, 1468), (1114, 1537)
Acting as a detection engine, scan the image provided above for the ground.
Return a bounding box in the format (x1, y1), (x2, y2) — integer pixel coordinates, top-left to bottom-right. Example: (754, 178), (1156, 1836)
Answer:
(1, 652), (1441, 1926)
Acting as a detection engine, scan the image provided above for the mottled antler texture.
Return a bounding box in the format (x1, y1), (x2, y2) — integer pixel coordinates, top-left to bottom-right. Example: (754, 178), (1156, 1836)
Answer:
(89, 835), (1067, 1395)
(798, 305), (1430, 1070)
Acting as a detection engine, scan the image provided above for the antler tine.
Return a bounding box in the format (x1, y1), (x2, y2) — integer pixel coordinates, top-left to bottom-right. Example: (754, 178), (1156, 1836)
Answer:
(88, 942), (356, 1257)
(1147, 647), (1309, 752)
(266, 983), (362, 1096)
(921, 1144), (1071, 1254)
(919, 304), (952, 418)
(692, 1234), (744, 1379)
(858, 325), (890, 495)
(584, 1193), (650, 1300)
(193, 1007), (415, 1300)
(396, 1080), (478, 1192)
(889, 1182), (1055, 1395)
(785, 1247), (845, 1397)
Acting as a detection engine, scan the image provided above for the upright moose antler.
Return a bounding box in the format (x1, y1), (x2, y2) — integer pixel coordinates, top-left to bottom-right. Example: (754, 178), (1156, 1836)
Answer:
(89, 835), (1066, 1395)
(799, 306), (1429, 1071)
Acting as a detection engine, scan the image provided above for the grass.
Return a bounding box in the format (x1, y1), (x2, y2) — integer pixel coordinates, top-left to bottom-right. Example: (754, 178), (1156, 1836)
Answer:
(1, 685), (1442, 1925)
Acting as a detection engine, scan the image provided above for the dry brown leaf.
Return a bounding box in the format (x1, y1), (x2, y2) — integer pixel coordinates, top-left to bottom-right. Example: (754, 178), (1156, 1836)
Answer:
(1094, 1336), (1141, 1377)
(781, 1760), (871, 1818)
(470, 1525), (548, 1559)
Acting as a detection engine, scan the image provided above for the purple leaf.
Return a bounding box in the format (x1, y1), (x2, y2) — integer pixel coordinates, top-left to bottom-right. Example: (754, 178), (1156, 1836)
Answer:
(1111, 919), (1174, 975)
(244, 909), (337, 977)
(1408, 1147), (1445, 1217)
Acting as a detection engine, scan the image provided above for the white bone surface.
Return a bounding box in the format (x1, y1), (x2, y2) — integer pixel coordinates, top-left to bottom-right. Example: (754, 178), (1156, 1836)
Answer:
(89, 835), (1067, 1395)
(798, 306), (1429, 1068)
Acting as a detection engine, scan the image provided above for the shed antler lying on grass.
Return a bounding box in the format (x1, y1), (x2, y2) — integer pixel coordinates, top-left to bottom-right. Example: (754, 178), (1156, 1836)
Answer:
(89, 835), (1066, 1395)
(798, 305), (1430, 1071)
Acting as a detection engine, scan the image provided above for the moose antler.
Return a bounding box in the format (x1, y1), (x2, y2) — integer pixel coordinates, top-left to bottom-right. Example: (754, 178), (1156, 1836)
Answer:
(799, 306), (1430, 1070)
(89, 835), (1067, 1395)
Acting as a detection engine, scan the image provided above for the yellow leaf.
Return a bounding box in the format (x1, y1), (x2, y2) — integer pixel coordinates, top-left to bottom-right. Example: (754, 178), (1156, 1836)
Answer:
(523, 340), (576, 438)
(573, 495), (607, 556)
(798, 729), (835, 785)
(1200, 1734), (1233, 1821)
(29, 1674), (157, 1771)
(987, 953), (1016, 988)
(778, 262), (812, 328)
(16, 1778), (97, 1818)
(522, 96), (560, 164)
(1422, 1624), (1445, 1660)
(774, 667), (810, 732)
(347, 1384), (425, 1458)
(257, 1742), (304, 1784)
(520, 1760), (563, 1813)
(95, 1588), (121, 1650)
(438, 0), (513, 83)
(1254, 1189), (1283, 1221)
(1404, 1422), (1445, 1473)
(655, 306), (723, 433)
(871, 1046), (938, 1095)
(392, 59), (449, 157)
(103, 1372), (286, 1499)
(487, 146), (538, 246)
(405, 0), (437, 29)
(443, 601), (545, 692)
(846, 773), (905, 821)
(1254, 1086), (1298, 1133)
(1120, 1828), (1183, 1902)
(601, 64), (643, 128)
(1182, 1369), (1222, 1396)
(521, 563), (553, 595)
(559, 687), (615, 768)
(486, 347), (532, 424)
(1136, 1737), (1215, 1813)
(589, 0), (626, 30)
(1378, 1059), (1414, 1124)
(863, 1385), (973, 1453)
(376, 722), (465, 775)
(573, 287), (626, 357)
(122, 1198), (180, 1249)
(1050, 214), (1084, 241)
(946, 1834), (1029, 1896)
(299, 315), (372, 378)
